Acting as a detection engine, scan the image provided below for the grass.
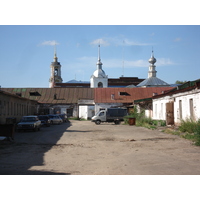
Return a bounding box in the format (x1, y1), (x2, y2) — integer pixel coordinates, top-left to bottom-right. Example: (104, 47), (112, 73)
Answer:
(124, 107), (166, 130)
(125, 107), (200, 146)
(180, 119), (200, 146)
(162, 128), (181, 136)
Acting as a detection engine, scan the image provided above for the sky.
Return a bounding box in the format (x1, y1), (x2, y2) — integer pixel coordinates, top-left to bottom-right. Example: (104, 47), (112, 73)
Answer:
(0, 25), (200, 88)
(0, 0), (200, 88)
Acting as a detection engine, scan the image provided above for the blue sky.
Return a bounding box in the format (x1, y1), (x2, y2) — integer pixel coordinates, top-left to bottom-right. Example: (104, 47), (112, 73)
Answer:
(0, 25), (200, 87)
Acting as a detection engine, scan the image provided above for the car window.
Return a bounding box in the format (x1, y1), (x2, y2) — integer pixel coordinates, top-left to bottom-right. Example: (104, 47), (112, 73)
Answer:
(22, 117), (36, 122)
(99, 112), (105, 116)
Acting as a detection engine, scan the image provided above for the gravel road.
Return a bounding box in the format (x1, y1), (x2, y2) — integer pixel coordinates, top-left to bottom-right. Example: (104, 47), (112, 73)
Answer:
(1, 120), (200, 175)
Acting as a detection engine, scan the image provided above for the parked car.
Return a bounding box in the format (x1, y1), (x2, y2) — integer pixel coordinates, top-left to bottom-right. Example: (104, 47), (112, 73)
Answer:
(48, 115), (63, 125)
(17, 116), (41, 132)
(38, 115), (51, 127)
(58, 114), (68, 122)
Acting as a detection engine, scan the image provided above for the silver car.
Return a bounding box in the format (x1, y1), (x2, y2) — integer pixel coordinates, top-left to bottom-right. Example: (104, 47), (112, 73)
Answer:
(17, 116), (41, 131)
(48, 115), (63, 125)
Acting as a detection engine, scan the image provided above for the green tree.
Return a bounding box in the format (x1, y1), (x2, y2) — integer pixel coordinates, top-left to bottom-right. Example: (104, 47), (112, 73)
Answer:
(175, 80), (187, 84)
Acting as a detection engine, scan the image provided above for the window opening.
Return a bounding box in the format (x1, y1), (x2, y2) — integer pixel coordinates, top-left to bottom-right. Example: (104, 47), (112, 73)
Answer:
(119, 92), (130, 96)
(98, 82), (103, 88)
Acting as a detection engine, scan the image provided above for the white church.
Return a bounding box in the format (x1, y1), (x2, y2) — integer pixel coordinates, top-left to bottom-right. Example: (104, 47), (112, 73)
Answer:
(49, 45), (169, 88)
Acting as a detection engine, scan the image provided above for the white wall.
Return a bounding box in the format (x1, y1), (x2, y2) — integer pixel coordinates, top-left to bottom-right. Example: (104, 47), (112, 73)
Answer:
(145, 109), (153, 118)
(153, 97), (170, 120)
(79, 105), (95, 119)
(90, 76), (108, 88)
(152, 88), (200, 124)
(173, 89), (200, 124)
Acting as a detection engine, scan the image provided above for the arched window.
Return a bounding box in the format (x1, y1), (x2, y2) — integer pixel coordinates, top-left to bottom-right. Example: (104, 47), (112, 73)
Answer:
(54, 69), (58, 76)
(98, 82), (103, 88)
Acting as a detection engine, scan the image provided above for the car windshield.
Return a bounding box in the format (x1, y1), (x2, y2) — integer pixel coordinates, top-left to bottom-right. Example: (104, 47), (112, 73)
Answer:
(21, 117), (36, 122)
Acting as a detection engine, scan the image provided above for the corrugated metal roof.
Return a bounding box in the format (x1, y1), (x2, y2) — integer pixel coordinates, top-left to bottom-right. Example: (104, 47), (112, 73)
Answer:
(0, 90), (37, 103)
(94, 87), (174, 103)
(1, 88), (94, 104)
(137, 77), (169, 87)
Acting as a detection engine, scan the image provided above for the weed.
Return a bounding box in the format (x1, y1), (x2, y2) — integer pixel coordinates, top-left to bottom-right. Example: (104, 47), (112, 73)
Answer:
(124, 106), (166, 130)
(162, 128), (181, 136)
(178, 119), (200, 146)
(179, 118), (198, 133)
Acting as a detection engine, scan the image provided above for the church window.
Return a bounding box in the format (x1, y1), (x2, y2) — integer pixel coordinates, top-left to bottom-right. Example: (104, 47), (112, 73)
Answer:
(54, 69), (58, 76)
(98, 82), (103, 88)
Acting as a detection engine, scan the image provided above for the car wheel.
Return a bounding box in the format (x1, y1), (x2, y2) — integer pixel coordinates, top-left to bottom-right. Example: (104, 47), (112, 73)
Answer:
(114, 120), (120, 125)
(95, 120), (101, 125)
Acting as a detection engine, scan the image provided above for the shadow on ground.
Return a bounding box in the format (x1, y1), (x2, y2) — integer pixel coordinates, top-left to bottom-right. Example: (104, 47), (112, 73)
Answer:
(0, 122), (72, 175)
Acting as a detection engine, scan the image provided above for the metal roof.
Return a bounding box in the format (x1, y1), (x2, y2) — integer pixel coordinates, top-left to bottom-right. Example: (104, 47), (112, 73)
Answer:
(94, 87), (174, 103)
(0, 90), (38, 103)
(137, 77), (169, 87)
(1, 88), (94, 104)
(152, 79), (200, 99)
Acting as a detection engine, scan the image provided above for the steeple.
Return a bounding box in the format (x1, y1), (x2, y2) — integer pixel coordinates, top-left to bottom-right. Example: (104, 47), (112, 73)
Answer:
(96, 44), (102, 69)
(90, 45), (108, 88)
(54, 44), (58, 62)
(137, 49), (170, 87)
(148, 50), (157, 78)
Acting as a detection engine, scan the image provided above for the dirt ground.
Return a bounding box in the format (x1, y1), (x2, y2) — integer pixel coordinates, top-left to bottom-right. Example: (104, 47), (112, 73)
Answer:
(1, 120), (200, 175)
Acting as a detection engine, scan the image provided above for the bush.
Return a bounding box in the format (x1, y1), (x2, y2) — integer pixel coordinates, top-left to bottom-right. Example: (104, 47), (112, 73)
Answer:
(194, 120), (200, 146)
(124, 106), (166, 129)
(179, 119), (199, 133)
(179, 119), (200, 146)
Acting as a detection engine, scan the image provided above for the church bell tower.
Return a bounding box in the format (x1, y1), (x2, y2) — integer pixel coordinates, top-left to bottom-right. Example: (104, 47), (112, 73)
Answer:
(90, 45), (108, 88)
(49, 47), (63, 88)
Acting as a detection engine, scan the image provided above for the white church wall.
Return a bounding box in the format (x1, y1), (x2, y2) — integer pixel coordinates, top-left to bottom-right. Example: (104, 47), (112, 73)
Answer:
(90, 76), (108, 88)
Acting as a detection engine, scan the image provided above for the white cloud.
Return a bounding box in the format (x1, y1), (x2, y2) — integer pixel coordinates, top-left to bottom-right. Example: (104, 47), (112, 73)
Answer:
(90, 38), (110, 46)
(156, 58), (174, 66)
(64, 56), (175, 79)
(40, 40), (59, 46)
(123, 39), (152, 46)
(103, 58), (147, 68)
(91, 36), (154, 47)
(63, 56), (175, 81)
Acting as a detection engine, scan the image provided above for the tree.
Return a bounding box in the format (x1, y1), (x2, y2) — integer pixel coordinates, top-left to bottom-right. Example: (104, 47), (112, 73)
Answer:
(175, 80), (187, 84)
